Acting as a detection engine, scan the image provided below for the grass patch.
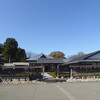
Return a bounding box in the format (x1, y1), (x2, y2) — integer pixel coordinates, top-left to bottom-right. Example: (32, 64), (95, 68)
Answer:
(78, 73), (100, 77)
(60, 73), (70, 77)
(47, 72), (70, 77)
(47, 72), (56, 77)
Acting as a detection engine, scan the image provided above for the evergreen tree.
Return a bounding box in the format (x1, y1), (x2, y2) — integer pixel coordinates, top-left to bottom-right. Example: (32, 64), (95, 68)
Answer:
(2, 38), (18, 63)
(16, 48), (26, 62)
(0, 44), (4, 54)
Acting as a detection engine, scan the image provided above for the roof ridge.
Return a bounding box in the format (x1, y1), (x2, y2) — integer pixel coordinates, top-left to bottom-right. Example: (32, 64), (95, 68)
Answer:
(84, 50), (100, 59)
(26, 53), (54, 61)
(68, 50), (100, 63)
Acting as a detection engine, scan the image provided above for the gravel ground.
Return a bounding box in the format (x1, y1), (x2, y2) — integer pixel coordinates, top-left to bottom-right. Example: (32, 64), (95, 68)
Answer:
(0, 82), (100, 100)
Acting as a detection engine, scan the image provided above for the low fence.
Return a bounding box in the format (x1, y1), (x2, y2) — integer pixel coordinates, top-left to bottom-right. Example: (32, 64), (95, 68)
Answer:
(0, 72), (42, 80)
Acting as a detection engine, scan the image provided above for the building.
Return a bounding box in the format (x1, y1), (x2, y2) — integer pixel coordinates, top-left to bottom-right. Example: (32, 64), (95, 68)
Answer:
(26, 53), (64, 78)
(1, 53), (64, 79)
(2, 51), (100, 80)
(64, 50), (100, 78)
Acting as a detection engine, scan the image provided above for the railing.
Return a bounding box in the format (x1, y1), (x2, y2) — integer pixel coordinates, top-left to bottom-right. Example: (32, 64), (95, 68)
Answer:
(70, 65), (100, 68)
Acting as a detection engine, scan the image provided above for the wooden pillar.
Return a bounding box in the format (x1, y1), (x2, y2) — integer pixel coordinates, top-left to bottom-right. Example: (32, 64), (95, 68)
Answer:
(42, 65), (45, 79)
(28, 68), (30, 78)
(57, 64), (59, 78)
(70, 68), (73, 79)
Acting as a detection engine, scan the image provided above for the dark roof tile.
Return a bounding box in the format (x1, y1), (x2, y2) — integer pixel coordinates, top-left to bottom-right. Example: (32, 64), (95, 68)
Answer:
(67, 50), (100, 63)
(37, 58), (64, 64)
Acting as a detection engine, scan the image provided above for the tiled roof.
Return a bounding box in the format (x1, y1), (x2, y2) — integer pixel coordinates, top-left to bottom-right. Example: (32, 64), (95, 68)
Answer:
(37, 58), (64, 64)
(26, 53), (64, 64)
(26, 53), (54, 61)
(66, 50), (100, 64)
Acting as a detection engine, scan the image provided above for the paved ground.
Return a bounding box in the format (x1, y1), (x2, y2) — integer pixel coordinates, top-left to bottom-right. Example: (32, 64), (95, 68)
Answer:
(0, 82), (100, 100)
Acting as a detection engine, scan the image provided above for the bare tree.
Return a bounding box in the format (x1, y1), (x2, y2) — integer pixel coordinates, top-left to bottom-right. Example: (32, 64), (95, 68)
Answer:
(26, 51), (37, 59)
(67, 51), (85, 59)
(76, 52), (85, 57)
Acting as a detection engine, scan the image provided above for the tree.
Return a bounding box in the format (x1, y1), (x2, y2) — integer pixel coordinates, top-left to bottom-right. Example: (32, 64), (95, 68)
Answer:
(0, 44), (4, 54)
(2, 38), (18, 63)
(67, 51), (85, 59)
(16, 48), (26, 62)
(49, 51), (65, 58)
(76, 52), (85, 57)
(26, 51), (35, 59)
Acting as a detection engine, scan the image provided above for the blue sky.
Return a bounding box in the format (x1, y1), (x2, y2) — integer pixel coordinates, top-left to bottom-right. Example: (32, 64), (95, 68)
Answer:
(0, 0), (100, 57)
